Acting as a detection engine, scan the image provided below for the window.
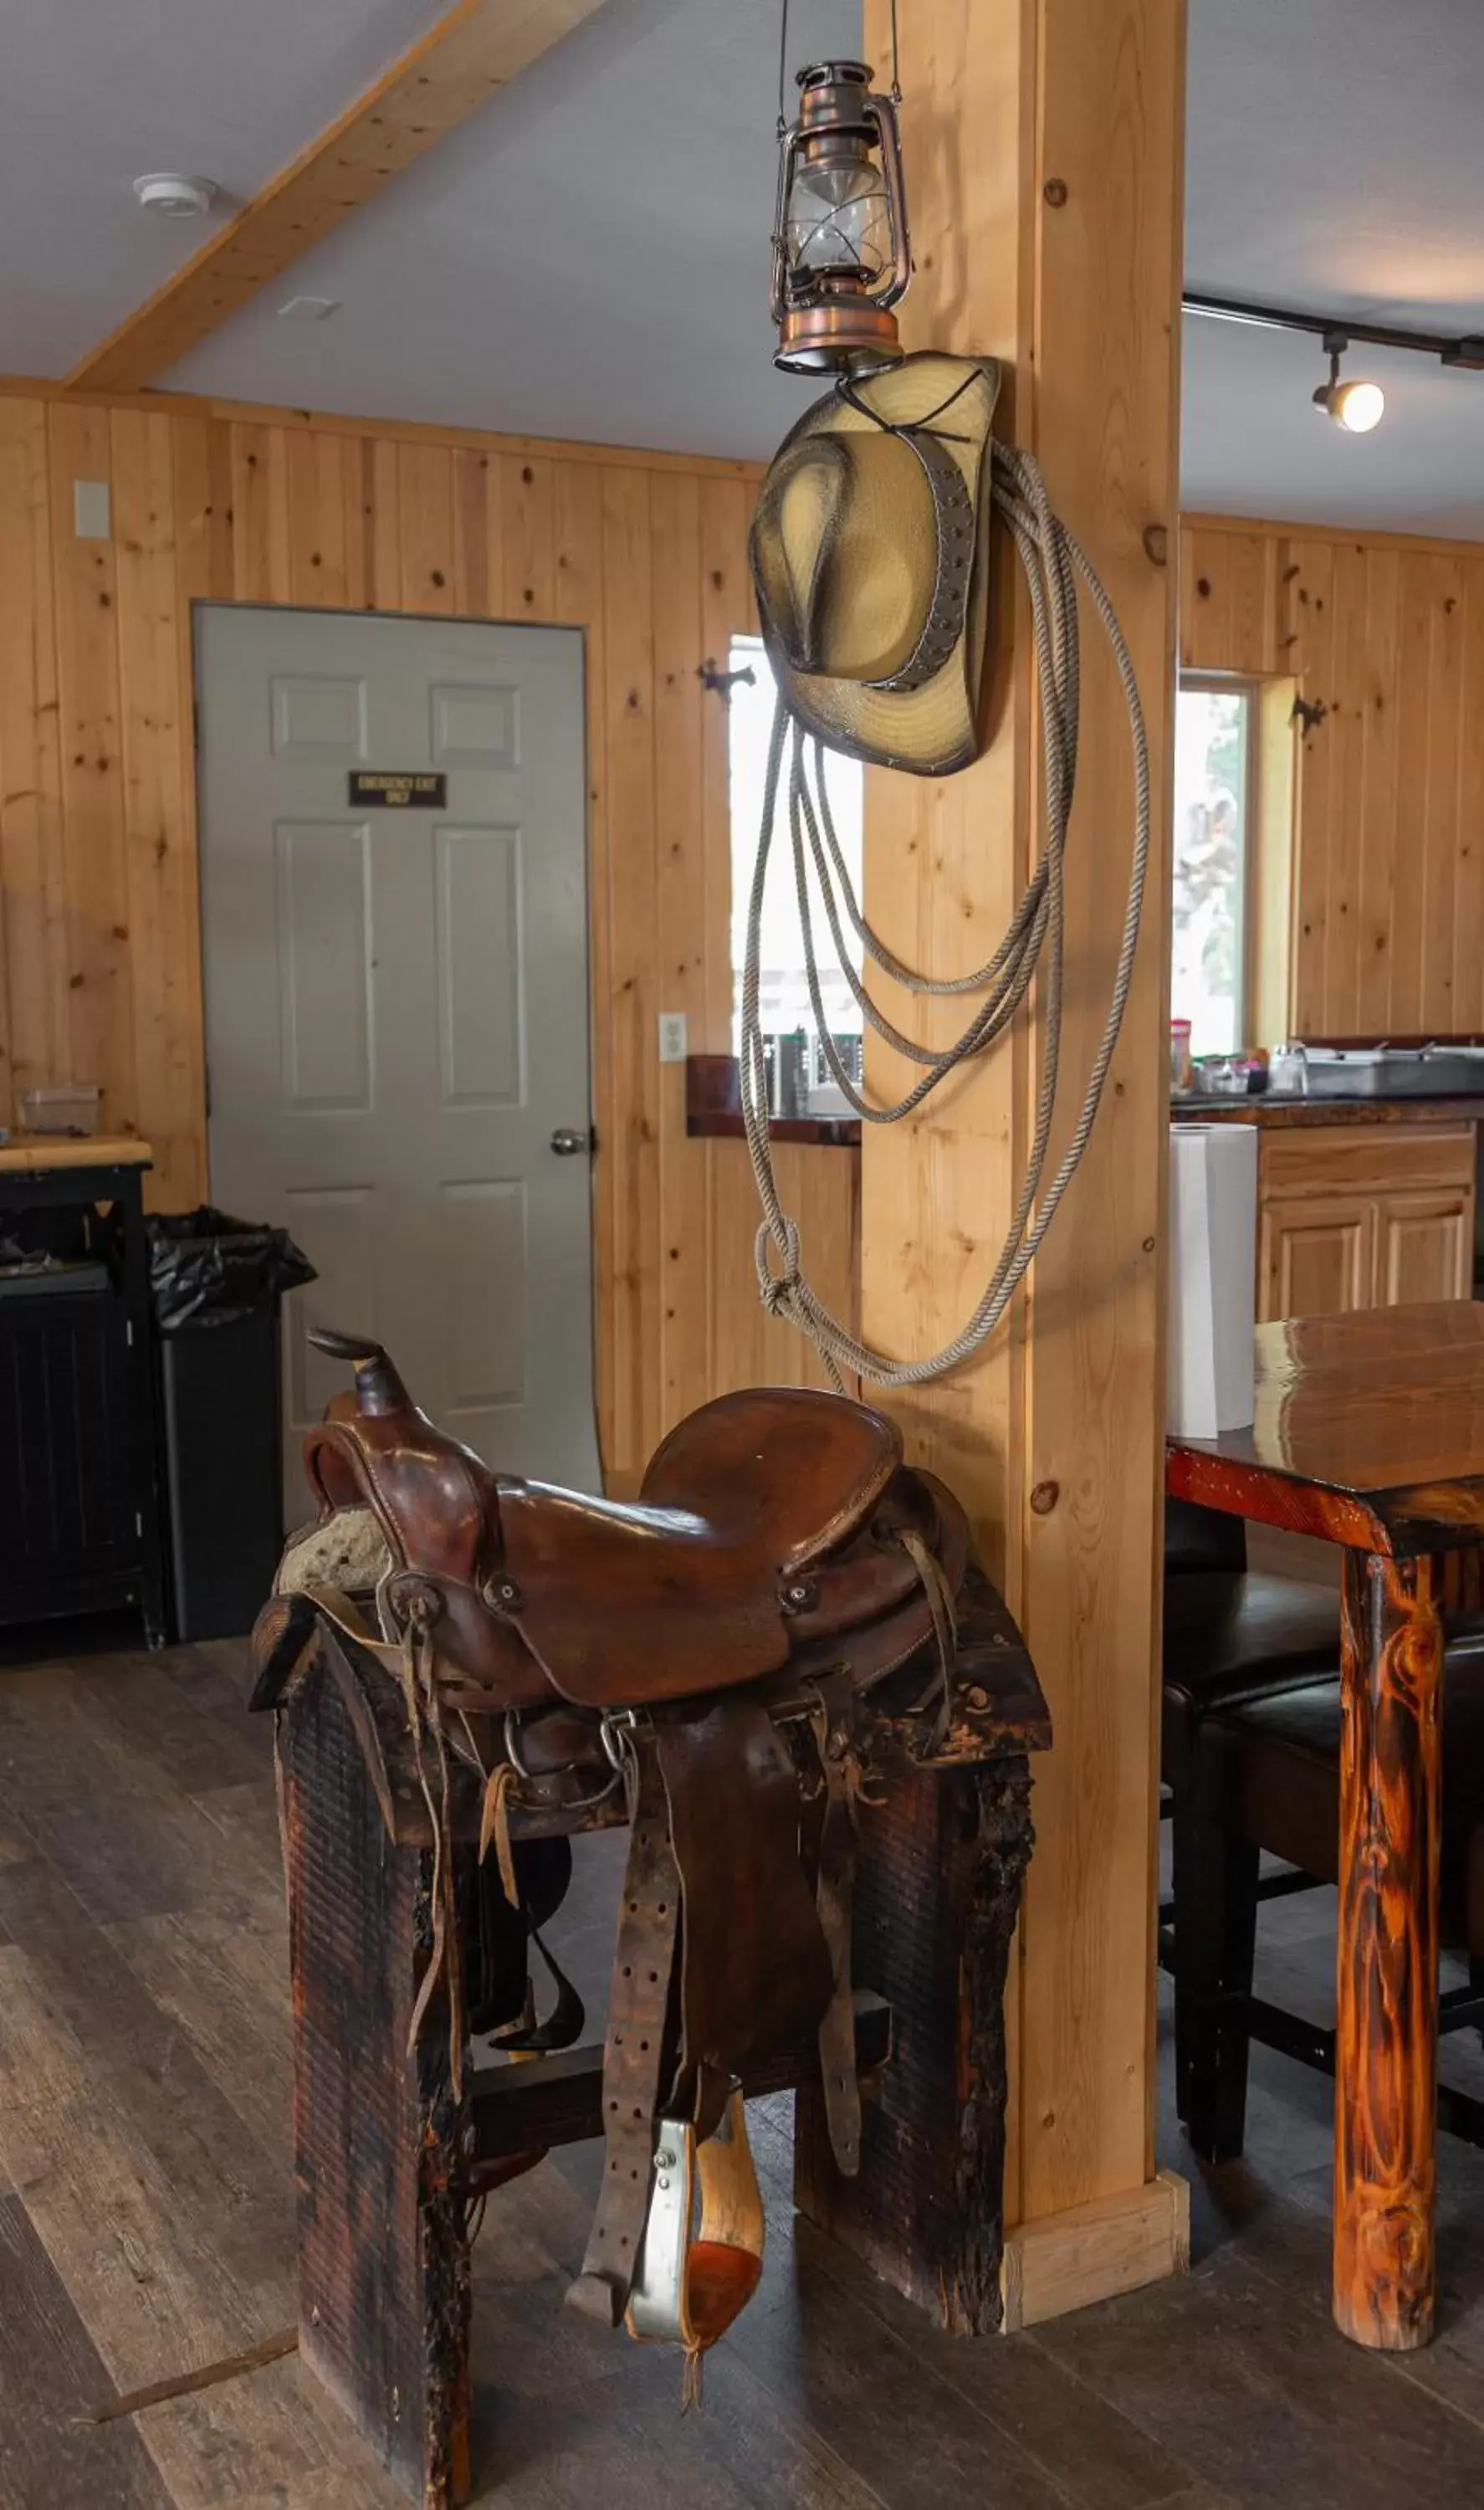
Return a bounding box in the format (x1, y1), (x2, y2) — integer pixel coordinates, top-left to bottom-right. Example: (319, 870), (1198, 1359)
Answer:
(1171, 676), (1255, 1058)
(728, 635), (863, 1075)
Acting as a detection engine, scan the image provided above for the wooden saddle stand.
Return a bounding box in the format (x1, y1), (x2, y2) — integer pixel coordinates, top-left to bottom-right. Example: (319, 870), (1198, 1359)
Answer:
(250, 1330), (1050, 2507)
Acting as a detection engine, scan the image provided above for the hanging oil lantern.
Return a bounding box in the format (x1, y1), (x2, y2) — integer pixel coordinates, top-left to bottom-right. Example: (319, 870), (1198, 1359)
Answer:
(770, 61), (911, 376)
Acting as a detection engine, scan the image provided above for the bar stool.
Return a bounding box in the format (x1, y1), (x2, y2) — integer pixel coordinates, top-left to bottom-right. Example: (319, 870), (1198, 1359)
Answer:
(1164, 1501), (1484, 2157)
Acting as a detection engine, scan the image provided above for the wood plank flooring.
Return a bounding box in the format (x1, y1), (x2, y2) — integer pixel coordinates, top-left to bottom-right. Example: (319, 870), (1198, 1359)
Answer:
(6, 1634), (1484, 2505)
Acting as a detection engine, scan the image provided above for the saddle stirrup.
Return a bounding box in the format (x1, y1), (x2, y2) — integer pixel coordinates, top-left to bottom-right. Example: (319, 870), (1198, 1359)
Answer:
(625, 2090), (765, 2392)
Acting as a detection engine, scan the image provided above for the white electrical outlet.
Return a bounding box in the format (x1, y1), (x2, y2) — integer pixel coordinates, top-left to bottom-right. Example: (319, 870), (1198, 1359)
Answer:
(658, 1011), (688, 1064)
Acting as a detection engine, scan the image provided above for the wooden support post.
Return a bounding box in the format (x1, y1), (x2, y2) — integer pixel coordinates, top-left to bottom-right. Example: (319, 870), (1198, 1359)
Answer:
(860, 0), (1185, 2316)
(1333, 1547), (1442, 2350)
(278, 1651), (473, 2509)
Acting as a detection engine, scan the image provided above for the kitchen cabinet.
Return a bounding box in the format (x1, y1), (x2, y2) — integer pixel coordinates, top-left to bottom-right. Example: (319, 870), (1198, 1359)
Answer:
(1256, 1124), (1475, 1324)
(1259, 1191), (1374, 1321)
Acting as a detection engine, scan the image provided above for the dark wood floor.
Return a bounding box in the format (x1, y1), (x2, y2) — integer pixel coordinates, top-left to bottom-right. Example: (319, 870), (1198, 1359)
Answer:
(7, 1636), (1484, 2507)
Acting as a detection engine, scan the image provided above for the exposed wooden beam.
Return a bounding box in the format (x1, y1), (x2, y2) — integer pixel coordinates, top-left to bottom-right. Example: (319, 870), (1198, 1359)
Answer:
(66, 0), (609, 394)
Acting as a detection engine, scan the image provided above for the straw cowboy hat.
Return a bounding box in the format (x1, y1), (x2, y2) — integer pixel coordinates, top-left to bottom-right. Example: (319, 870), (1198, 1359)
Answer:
(750, 351), (1000, 776)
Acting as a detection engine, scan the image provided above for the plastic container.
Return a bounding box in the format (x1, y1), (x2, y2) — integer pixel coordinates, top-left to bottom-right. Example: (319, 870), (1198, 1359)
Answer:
(20, 1083), (100, 1136)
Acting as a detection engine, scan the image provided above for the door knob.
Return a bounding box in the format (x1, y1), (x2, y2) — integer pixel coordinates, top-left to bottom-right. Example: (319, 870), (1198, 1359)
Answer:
(550, 1127), (588, 1156)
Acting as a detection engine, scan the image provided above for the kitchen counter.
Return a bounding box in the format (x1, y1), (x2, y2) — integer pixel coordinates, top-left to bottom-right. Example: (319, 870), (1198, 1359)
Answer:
(1170, 1096), (1484, 1130)
(0, 1132), (151, 1171)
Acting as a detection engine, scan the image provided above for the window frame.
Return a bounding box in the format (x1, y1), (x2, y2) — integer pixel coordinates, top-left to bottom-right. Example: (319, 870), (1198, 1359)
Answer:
(1173, 668), (1261, 1057)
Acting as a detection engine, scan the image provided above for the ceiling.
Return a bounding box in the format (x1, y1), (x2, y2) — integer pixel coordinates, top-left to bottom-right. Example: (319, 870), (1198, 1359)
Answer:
(5, 0), (1484, 528)
(1183, 0), (1484, 535)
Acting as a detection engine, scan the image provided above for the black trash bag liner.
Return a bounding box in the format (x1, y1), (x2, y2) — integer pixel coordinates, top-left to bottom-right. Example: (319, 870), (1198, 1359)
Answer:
(146, 1206), (316, 1333)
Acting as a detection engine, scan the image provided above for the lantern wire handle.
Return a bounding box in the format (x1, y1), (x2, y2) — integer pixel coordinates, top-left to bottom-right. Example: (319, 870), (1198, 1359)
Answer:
(777, 0), (903, 128)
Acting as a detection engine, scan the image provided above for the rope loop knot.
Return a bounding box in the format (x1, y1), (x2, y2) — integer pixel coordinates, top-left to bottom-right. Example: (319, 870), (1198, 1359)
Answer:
(755, 1217), (804, 1318)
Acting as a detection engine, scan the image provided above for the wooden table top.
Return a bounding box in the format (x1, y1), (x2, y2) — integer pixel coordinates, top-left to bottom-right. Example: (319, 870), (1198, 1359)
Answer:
(1166, 1300), (1484, 1555)
(0, 1133), (151, 1174)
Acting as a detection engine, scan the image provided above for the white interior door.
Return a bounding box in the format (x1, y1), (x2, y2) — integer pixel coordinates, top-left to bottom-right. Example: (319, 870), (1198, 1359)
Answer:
(195, 603), (599, 1514)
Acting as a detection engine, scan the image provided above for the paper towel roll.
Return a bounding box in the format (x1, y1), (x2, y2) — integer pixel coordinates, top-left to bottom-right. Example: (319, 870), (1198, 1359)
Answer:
(1167, 1124), (1257, 1437)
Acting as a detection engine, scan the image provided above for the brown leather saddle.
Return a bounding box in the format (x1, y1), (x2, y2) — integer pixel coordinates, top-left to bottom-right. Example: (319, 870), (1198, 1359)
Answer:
(258, 1326), (975, 2371)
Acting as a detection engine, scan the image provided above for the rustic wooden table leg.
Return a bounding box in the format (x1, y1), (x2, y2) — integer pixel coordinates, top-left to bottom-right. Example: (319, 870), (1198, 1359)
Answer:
(278, 1647), (473, 2506)
(1333, 1546), (1442, 2351)
(795, 1753), (1033, 2332)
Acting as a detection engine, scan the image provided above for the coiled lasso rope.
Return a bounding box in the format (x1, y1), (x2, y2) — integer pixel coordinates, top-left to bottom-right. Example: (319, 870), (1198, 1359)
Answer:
(739, 438), (1151, 1391)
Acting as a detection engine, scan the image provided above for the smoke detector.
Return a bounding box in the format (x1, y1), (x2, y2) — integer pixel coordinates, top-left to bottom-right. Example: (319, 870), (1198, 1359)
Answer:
(133, 173), (219, 219)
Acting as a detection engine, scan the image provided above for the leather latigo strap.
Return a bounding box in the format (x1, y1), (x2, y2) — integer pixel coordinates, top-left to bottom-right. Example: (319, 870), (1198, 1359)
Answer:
(808, 1672), (864, 2179)
(654, 1696), (834, 2140)
(566, 1734), (682, 2328)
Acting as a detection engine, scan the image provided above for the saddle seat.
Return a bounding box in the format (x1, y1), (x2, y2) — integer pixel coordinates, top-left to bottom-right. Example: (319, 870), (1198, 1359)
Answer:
(302, 1332), (945, 1713)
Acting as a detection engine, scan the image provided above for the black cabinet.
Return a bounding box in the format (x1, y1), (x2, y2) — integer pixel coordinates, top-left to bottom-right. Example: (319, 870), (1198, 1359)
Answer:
(0, 1152), (166, 1645)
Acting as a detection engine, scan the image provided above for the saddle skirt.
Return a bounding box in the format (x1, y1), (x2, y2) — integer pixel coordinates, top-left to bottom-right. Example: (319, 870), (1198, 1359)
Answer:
(258, 1327), (984, 2379)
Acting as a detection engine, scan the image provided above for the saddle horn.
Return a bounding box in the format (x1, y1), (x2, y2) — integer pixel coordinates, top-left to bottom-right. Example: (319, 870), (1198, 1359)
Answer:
(307, 1326), (412, 1417)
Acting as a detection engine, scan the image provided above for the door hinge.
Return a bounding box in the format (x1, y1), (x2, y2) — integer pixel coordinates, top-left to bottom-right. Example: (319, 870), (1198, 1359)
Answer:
(135, 1509), (144, 1539)
(125, 1318), (134, 1347)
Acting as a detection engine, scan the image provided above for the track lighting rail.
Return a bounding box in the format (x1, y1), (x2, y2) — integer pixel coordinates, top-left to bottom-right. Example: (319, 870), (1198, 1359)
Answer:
(1183, 292), (1484, 371)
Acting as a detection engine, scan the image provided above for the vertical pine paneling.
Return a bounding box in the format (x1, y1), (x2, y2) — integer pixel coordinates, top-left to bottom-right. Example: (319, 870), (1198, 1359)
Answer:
(171, 412), (234, 607)
(1322, 541), (1370, 1032)
(1419, 555), (1464, 1032)
(48, 401), (136, 1133)
(1286, 535), (1334, 1034)
(0, 399), (70, 1103)
(231, 423), (292, 602)
(1354, 547), (1401, 1033)
(1388, 553), (1435, 1028)
(1180, 522), (1275, 674)
(394, 443), (456, 614)
(699, 477), (752, 1056)
(367, 438), (402, 610)
(550, 458), (613, 1452)
(111, 409), (202, 1209)
(649, 469), (709, 1429)
(599, 463), (660, 1476)
(286, 430), (352, 608)
(451, 448), (491, 617)
(499, 455), (556, 621)
(1183, 518), (1484, 1038)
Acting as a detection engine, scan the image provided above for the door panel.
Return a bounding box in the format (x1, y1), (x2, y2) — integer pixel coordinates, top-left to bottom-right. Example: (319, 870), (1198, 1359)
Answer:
(1378, 1190), (1472, 1308)
(275, 822), (374, 1109)
(434, 827), (524, 1104)
(1259, 1192), (1374, 1323)
(197, 604), (596, 1517)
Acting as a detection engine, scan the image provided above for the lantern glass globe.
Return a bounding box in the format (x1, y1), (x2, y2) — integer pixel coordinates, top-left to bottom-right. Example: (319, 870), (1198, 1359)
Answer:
(785, 161), (892, 281)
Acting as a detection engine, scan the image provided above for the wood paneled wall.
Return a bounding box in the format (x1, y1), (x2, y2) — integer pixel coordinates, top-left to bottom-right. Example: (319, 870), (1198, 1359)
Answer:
(0, 382), (854, 1484)
(1180, 512), (1484, 1038)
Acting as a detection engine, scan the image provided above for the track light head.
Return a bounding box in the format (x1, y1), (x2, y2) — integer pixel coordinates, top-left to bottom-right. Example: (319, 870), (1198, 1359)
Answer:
(1313, 335), (1384, 433)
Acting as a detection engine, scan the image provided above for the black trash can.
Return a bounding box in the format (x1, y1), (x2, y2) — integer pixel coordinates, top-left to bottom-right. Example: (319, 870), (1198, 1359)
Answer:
(146, 1208), (315, 1642)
